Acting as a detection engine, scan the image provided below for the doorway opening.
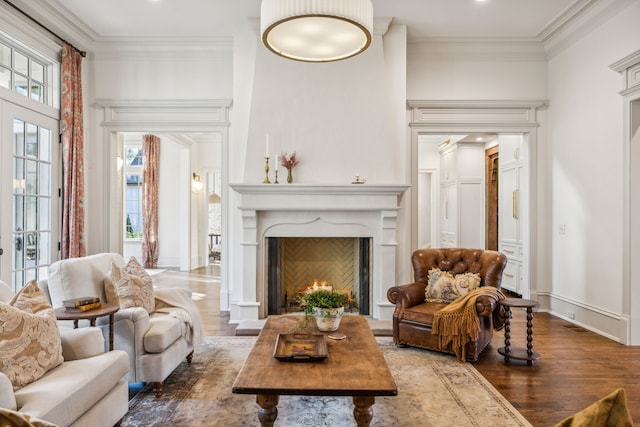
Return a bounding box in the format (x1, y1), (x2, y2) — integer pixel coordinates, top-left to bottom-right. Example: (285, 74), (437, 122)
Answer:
(485, 145), (499, 250)
(117, 132), (221, 271)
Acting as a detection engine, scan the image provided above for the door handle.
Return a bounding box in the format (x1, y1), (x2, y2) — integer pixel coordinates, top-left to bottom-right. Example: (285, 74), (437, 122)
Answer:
(512, 190), (519, 220)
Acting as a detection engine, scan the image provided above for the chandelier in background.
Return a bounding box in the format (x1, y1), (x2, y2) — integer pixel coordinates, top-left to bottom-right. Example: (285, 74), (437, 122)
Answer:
(260, 0), (373, 62)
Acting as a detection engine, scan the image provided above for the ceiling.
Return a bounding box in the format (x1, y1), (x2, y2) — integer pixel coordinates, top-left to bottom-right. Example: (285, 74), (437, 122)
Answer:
(32, 0), (578, 43)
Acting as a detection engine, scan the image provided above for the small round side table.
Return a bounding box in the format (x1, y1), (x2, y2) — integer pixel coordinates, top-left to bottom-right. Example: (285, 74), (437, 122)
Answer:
(497, 298), (540, 366)
(55, 303), (119, 351)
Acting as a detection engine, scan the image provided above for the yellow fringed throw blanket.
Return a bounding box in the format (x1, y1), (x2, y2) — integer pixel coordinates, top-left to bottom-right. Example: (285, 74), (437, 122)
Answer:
(431, 287), (505, 362)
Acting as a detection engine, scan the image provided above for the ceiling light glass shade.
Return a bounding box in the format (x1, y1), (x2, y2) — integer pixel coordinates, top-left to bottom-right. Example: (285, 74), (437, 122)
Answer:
(261, 0), (373, 62)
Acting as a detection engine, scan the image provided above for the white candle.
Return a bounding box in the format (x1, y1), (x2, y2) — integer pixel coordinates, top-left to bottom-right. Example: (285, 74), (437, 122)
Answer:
(266, 133), (270, 157)
(276, 154), (279, 169)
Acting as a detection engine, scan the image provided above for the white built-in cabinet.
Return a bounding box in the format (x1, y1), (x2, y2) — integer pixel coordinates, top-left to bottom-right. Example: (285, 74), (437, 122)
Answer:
(498, 135), (528, 296)
(439, 142), (485, 248)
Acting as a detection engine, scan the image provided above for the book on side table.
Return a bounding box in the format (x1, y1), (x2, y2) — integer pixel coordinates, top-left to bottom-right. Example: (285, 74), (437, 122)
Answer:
(62, 296), (102, 312)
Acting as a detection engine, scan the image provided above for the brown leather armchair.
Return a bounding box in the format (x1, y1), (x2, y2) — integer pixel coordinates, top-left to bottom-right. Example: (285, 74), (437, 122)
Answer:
(387, 248), (507, 361)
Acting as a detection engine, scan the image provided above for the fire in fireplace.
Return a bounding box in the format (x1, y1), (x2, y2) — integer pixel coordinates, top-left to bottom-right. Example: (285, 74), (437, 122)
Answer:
(266, 237), (371, 316)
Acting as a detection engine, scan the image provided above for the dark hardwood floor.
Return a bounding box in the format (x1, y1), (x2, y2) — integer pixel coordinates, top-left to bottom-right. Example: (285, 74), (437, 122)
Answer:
(160, 264), (640, 426)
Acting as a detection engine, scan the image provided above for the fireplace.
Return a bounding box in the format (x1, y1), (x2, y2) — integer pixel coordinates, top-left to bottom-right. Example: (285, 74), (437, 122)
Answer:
(230, 184), (409, 323)
(266, 237), (371, 315)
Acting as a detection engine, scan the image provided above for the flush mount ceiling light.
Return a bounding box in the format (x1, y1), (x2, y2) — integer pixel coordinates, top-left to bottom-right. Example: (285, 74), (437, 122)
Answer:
(261, 0), (373, 62)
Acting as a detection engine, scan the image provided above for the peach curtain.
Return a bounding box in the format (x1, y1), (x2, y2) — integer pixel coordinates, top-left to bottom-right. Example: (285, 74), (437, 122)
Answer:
(60, 44), (86, 259)
(142, 135), (160, 268)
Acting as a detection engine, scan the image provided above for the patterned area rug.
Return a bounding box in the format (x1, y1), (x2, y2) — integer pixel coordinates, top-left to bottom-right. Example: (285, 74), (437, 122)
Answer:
(122, 337), (531, 427)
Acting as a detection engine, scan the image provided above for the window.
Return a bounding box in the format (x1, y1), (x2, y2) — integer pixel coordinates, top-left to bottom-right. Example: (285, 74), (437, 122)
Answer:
(124, 145), (144, 239)
(0, 39), (54, 105)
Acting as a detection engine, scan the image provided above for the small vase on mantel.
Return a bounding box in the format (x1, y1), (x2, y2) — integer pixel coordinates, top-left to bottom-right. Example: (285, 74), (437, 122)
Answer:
(287, 168), (293, 184)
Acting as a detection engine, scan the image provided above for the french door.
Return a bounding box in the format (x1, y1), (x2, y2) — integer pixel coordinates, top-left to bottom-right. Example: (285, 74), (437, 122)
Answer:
(0, 100), (59, 291)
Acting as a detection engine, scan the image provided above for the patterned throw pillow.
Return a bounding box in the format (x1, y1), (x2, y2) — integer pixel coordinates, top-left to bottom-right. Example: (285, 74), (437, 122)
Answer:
(104, 257), (155, 314)
(0, 281), (63, 390)
(425, 268), (481, 303)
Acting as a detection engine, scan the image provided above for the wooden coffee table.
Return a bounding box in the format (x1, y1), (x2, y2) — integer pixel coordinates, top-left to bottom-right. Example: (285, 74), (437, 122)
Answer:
(232, 315), (397, 427)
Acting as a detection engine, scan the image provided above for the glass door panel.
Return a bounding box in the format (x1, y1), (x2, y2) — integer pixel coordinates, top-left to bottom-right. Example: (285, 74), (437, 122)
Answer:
(1, 102), (58, 291)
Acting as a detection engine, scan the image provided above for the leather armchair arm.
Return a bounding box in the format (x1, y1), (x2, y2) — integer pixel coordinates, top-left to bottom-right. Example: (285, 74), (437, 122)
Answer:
(387, 282), (427, 309)
(475, 294), (498, 317)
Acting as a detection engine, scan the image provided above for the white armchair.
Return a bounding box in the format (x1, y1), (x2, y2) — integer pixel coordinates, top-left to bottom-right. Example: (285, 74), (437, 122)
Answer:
(43, 253), (203, 397)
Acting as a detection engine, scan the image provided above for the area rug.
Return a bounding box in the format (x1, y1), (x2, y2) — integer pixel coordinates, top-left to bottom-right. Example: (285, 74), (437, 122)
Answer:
(122, 337), (531, 427)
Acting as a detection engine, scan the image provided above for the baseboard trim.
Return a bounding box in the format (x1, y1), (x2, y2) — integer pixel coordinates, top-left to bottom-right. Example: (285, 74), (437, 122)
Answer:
(547, 294), (622, 343)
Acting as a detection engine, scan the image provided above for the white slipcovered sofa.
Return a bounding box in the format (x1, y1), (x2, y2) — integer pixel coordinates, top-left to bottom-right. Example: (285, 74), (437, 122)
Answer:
(42, 253), (203, 398)
(0, 280), (129, 427)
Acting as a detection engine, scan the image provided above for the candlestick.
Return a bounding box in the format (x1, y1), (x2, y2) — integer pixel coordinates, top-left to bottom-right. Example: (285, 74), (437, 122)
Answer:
(262, 156), (271, 184)
(274, 169), (279, 184)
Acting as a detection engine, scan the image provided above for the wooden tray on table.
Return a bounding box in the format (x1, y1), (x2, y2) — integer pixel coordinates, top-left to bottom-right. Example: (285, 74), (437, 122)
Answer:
(273, 333), (328, 362)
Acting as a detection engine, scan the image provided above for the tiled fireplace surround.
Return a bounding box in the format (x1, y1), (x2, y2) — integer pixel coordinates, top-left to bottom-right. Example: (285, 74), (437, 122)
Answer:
(230, 184), (409, 323)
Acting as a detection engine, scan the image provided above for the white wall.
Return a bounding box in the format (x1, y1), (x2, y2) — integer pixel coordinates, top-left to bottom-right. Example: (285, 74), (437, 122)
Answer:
(545, 0), (640, 334)
(242, 34), (404, 185)
(159, 137), (189, 268)
(91, 49), (233, 99)
(407, 43), (548, 100)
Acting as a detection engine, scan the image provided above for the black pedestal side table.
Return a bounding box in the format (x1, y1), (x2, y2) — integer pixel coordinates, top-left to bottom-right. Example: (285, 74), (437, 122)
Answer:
(497, 298), (540, 366)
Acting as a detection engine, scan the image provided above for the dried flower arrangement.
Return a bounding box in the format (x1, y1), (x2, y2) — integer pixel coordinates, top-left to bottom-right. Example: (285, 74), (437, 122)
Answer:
(280, 151), (299, 170)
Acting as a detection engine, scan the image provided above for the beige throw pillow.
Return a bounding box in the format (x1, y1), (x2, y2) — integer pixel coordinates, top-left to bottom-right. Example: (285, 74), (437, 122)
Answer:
(104, 257), (155, 314)
(0, 408), (58, 427)
(0, 281), (63, 390)
(425, 268), (481, 303)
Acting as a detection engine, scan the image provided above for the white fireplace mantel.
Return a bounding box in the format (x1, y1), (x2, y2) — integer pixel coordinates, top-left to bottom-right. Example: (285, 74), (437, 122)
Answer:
(229, 183), (410, 323)
(231, 183), (410, 210)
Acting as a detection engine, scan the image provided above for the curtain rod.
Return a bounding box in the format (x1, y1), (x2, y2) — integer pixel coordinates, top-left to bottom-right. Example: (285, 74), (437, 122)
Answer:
(3, 0), (87, 57)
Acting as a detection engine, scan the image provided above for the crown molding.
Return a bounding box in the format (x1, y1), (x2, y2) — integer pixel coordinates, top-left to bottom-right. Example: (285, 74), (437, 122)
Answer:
(7, 0), (235, 58)
(536, 0), (600, 43)
(5, 0), (96, 52)
(89, 36), (233, 60)
(373, 17), (393, 36)
(0, 2), (62, 59)
(407, 0), (633, 62)
(541, 0), (635, 58)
